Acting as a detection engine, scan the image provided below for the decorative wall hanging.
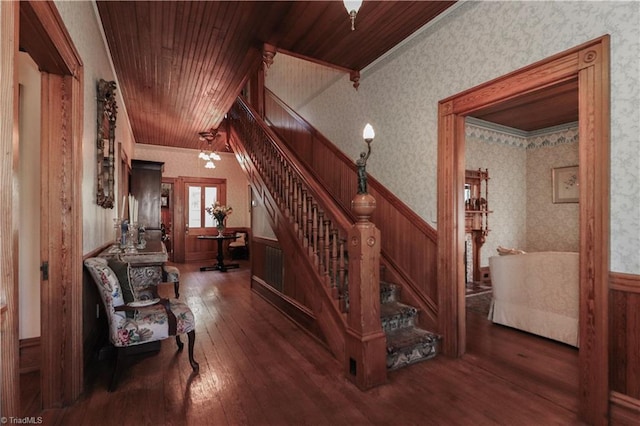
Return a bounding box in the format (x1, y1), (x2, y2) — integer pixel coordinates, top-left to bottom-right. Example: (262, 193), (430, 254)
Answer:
(552, 165), (579, 203)
(96, 79), (118, 208)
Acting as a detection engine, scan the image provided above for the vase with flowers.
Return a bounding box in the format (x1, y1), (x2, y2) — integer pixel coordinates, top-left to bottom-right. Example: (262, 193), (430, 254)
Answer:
(205, 202), (232, 235)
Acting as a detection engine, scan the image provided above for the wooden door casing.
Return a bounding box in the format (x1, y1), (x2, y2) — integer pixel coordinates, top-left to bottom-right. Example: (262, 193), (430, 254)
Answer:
(0, 1), (85, 414)
(437, 36), (610, 424)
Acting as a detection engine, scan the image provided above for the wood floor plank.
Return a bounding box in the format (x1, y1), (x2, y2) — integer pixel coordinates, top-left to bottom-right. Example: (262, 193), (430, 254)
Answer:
(30, 261), (581, 425)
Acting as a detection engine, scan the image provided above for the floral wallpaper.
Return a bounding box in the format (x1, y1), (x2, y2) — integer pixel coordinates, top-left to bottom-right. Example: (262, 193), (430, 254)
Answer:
(466, 122), (579, 268)
(465, 124), (527, 268)
(268, 1), (640, 274)
(525, 137), (579, 254)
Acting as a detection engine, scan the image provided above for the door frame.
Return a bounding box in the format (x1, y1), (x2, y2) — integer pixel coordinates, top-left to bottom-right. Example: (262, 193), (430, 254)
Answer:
(1, 1), (84, 413)
(437, 36), (610, 423)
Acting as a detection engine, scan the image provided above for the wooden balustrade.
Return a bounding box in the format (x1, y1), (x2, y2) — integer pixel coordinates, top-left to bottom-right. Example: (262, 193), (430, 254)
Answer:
(229, 98), (351, 308)
(229, 96), (387, 388)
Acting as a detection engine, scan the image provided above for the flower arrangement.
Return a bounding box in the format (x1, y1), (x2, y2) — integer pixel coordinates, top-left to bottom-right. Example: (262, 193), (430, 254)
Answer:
(205, 202), (233, 229)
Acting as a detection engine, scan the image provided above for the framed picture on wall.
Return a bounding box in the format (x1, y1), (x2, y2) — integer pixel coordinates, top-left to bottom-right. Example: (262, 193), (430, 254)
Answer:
(552, 165), (579, 203)
(161, 182), (171, 208)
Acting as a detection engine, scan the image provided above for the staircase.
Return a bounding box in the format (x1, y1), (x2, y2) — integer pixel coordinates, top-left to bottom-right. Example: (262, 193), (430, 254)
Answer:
(380, 281), (440, 370)
(229, 96), (441, 386)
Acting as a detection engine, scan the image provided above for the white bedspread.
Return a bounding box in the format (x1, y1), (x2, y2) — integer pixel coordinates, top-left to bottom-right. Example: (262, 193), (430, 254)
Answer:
(488, 251), (579, 347)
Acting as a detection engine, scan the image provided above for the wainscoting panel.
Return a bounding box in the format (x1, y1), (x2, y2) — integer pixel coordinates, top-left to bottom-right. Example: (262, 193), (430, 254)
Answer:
(610, 272), (640, 415)
(19, 337), (40, 374)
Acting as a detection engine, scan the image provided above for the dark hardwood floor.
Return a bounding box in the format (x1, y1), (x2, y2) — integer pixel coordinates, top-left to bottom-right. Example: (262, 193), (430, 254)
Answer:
(27, 261), (582, 425)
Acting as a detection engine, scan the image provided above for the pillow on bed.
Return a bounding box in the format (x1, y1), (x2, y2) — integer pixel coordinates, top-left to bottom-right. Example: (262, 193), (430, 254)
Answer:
(497, 246), (527, 255)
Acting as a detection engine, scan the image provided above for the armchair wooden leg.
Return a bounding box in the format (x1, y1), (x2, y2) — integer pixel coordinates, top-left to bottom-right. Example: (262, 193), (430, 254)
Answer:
(187, 330), (199, 372)
(176, 335), (184, 351)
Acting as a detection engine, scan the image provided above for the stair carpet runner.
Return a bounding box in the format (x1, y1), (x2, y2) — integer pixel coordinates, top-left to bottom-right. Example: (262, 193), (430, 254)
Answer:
(380, 281), (441, 370)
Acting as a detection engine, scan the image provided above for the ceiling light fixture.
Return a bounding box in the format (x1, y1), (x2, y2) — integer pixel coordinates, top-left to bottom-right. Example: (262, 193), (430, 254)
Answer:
(343, 0), (363, 31)
(198, 128), (221, 168)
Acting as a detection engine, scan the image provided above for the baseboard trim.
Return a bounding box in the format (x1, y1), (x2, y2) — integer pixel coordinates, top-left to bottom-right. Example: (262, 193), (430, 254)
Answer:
(610, 391), (640, 424)
(19, 337), (40, 374)
(251, 276), (327, 347)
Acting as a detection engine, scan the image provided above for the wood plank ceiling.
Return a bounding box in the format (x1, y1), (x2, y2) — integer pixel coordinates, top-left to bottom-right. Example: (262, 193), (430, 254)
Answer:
(96, 1), (456, 151)
(470, 78), (579, 132)
(96, 1), (577, 152)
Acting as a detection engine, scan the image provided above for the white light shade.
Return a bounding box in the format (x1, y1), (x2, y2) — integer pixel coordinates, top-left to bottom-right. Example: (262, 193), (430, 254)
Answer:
(198, 151), (209, 160)
(363, 123), (375, 141)
(211, 152), (221, 161)
(204, 160), (216, 169)
(343, 0), (363, 13)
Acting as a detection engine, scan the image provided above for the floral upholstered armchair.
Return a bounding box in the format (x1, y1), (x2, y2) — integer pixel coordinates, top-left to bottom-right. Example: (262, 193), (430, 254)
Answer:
(84, 257), (199, 390)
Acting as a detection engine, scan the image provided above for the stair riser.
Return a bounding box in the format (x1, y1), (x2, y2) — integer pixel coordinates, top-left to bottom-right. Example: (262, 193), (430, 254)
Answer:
(381, 313), (417, 333)
(387, 340), (439, 370)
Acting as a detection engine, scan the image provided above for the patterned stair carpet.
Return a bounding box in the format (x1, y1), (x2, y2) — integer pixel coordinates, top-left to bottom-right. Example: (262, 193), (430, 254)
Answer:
(380, 282), (440, 370)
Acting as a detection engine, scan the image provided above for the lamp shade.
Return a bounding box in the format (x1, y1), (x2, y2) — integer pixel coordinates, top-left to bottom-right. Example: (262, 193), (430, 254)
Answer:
(343, 0), (363, 13)
(363, 123), (375, 141)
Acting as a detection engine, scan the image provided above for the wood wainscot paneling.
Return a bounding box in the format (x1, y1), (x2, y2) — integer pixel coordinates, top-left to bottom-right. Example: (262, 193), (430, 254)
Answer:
(610, 391), (640, 425)
(19, 337), (40, 374)
(610, 271), (640, 425)
(251, 236), (325, 344)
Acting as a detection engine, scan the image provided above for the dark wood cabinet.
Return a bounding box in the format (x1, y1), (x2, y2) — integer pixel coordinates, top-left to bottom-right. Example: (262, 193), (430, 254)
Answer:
(465, 168), (491, 283)
(130, 160), (164, 229)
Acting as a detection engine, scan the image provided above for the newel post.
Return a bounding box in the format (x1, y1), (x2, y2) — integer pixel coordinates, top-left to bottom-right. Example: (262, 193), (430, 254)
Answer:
(344, 124), (387, 389)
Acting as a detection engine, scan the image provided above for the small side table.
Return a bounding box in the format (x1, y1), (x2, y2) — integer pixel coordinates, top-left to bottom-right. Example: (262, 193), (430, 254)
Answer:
(197, 234), (239, 272)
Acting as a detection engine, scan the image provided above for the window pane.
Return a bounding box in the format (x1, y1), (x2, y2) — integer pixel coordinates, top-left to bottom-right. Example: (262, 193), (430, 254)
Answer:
(204, 187), (218, 228)
(188, 186), (201, 228)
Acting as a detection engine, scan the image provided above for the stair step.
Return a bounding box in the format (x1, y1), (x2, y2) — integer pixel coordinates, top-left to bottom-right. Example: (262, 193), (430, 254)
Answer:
(380, 301), (418, 333)
(386, 327), (440, 370)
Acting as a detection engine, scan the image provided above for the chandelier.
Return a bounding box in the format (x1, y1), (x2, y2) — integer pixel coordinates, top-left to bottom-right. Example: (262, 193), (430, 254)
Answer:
(198, 128), (222, 169)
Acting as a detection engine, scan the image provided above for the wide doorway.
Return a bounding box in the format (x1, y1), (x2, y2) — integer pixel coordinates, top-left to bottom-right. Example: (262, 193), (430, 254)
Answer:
(437, 36), (610, 423)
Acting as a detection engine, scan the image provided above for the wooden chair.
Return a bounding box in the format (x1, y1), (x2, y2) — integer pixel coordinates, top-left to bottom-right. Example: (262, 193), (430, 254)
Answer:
(228, 231), (249, 259)
(84, 257), (199, 391)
